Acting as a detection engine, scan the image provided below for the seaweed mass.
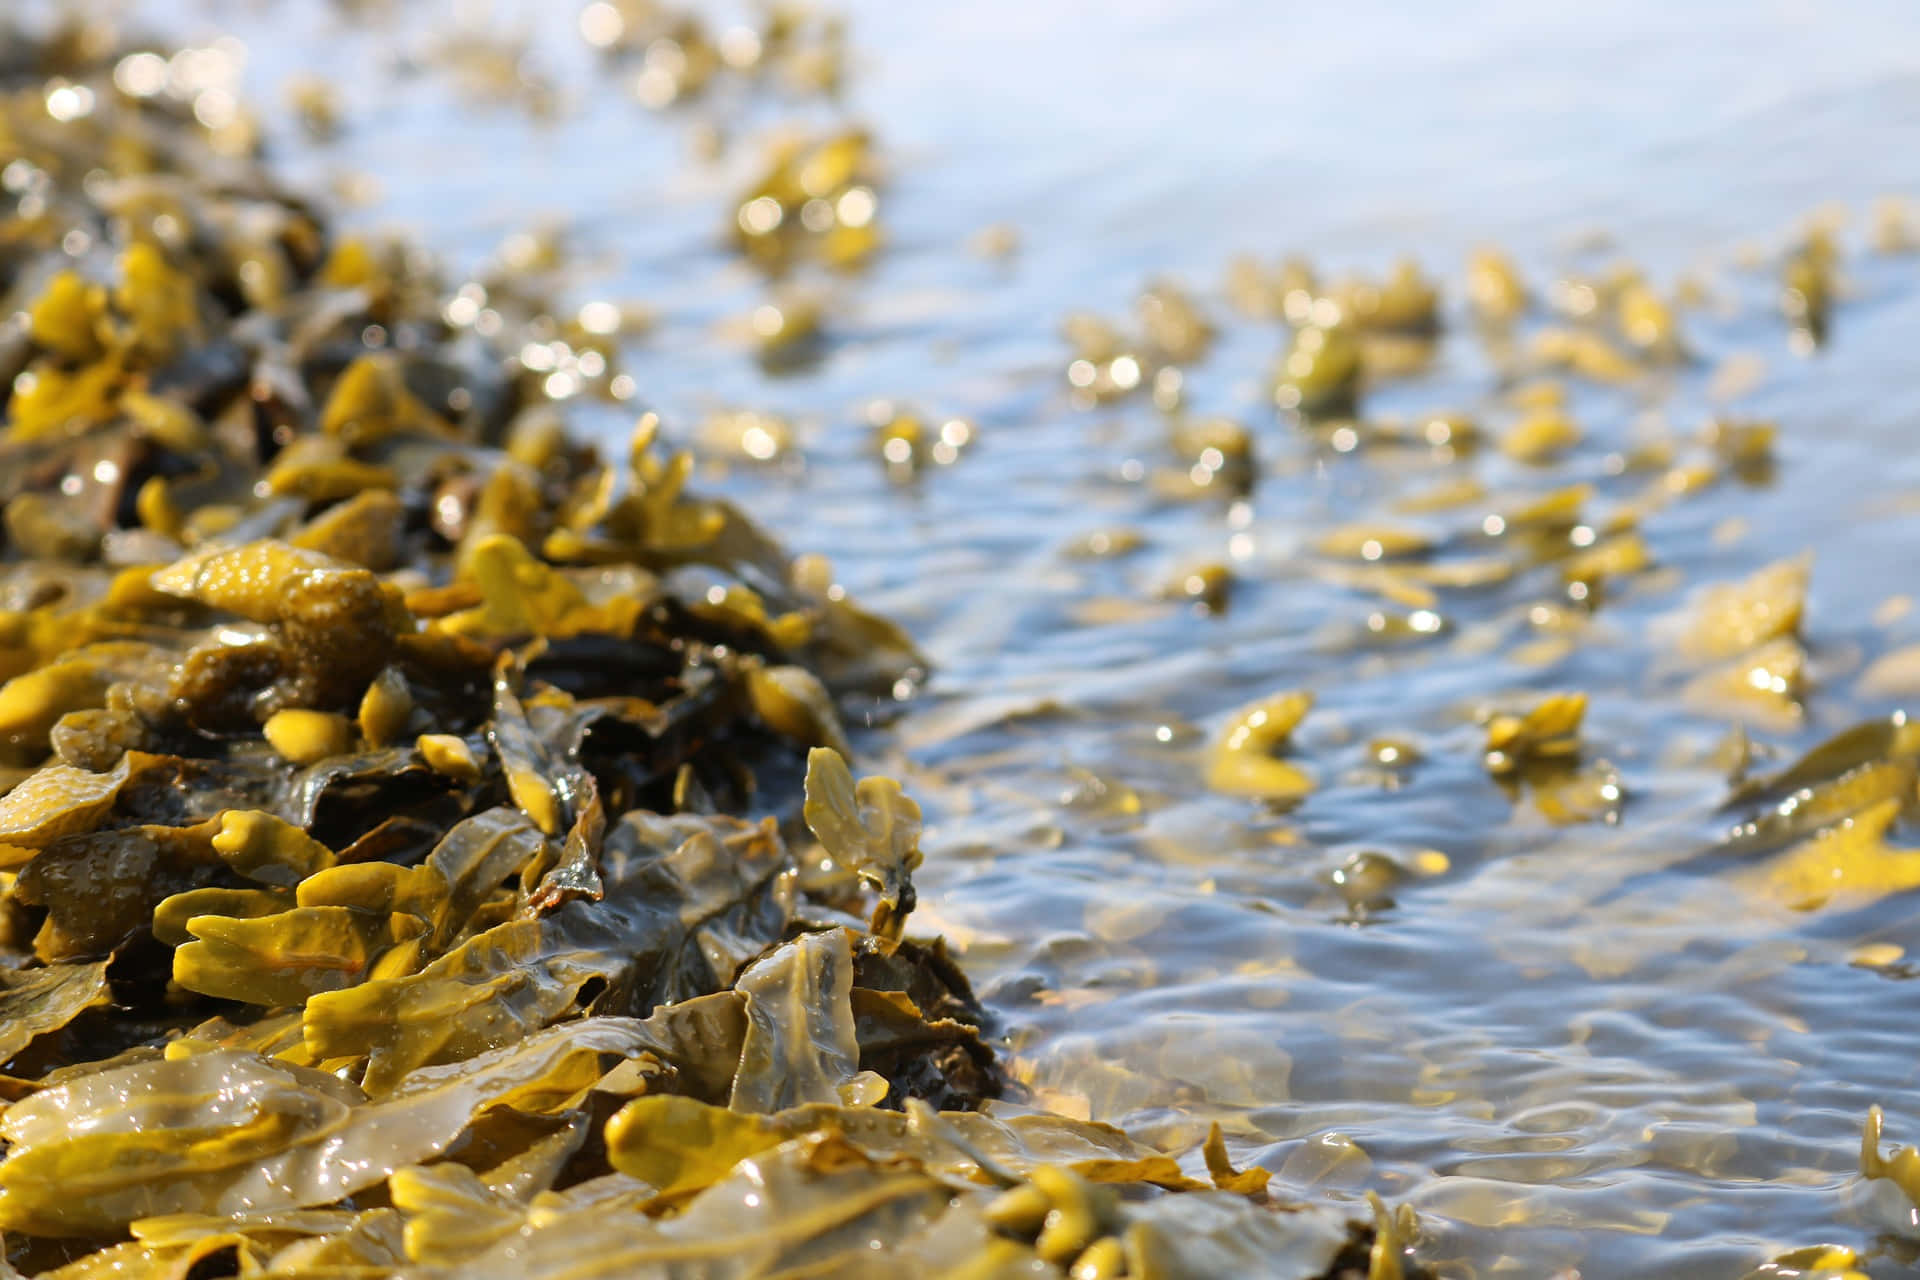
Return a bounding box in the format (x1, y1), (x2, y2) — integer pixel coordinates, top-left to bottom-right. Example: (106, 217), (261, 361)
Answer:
(0, 17), (1414, 1280)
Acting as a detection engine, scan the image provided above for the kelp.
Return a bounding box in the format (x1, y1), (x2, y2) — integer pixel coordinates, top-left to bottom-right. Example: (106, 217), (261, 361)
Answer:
(0, 22), (1391, 1279)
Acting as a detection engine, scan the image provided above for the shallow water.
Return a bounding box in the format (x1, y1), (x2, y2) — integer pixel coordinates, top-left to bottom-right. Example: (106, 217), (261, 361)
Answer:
(93, 0), (1920, 1273)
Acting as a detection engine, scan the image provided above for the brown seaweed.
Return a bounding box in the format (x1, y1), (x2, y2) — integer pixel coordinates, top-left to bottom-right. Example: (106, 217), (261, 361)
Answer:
(0, 19), (1405, 1279)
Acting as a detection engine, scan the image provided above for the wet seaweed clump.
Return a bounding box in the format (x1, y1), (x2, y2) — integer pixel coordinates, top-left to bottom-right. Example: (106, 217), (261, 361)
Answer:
(732, 127), (882, 276)
(580, 0), (850, 115)
(0, 21), (1406, 1279)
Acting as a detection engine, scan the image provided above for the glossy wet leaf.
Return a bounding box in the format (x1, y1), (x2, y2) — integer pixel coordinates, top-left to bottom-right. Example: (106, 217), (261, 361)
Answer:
(0, 643), (167, 760)
(1208, 691), (1316, 801)
(264, 1208), (412, 1275)
(151, 540), (362, 623)
(1203, 1122), (1272, 1195)
(421, 805), (549, 946)
(320, 352), (452, 445)
(389, 1162), (526, 1264)
(1743, 718), (1920, 801)
(604, 1094), (784, 1196)
(153, 539), (411, 710)
(447, 1143), (956, 1279)
(174, 904), (432, 1007)
(265, 709), (356, 765)
(490, 667), (568, 835)
(303, 811), (791, 1091)
(529, 773), (607, 913)
(153, 886), (293, 947)
(1756, 798), (1920, 910)
(293, 489), (408, 571)
(442, 534), (592, 639)
(0, 1018), (656, 1236)
(0, 752), (141, 858)
(265, 438), (402, 503)
(0, 961), (111, 1064)
(1862, 1107), (1920, 1210)
(745, 662), (852, 756)
(418, 732), (485, 783)
(1484, 693), (1586, 775)
(730, 928), (864, 1113)
(1684, 636), (1807, 732)
(359, 666), (416, 748)
(212, 809), (337, 888)
(19, 821), (220, 958)
(1521, 760), (1626, 827)
(802, 747), (924, 928)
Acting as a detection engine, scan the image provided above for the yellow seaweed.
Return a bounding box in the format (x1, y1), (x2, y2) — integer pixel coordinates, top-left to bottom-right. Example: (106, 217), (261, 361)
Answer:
(1315, 525), (1433, 562)
(357, 668), (415, 748)
(174, 905), (431, 1006)
(0, 644), (156, 759)
(440, 533), (591, 638)
(291, 490), (407, 570)
(417, 733), (483, 782)
(1760, 798), (1920, 910)
(801, 747), (924, 930)
(6, 351), (126, 441)
(745, 662), (851, 756)
(1207, 691), (1315, 801)
(264, 709), (355, 765)
(1501, 408), (1582, 464)
(319, 352), (452, 445)
(1682, 554), (1811, 661)
(116, 241), (202, 364)
(1863, 1106), (1920, 1209)
(26, 269), (109, 363)
(212, 810), (338, 888)
(1202, 1123), (1271, 1196)
(1484, 693), (1586, 775)
(605, 1094), (783, 1196)
(0, 752), (140, 858)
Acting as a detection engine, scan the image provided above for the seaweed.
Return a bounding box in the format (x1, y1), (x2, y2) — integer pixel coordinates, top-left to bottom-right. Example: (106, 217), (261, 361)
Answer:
(0, 21), (1393, 1279)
